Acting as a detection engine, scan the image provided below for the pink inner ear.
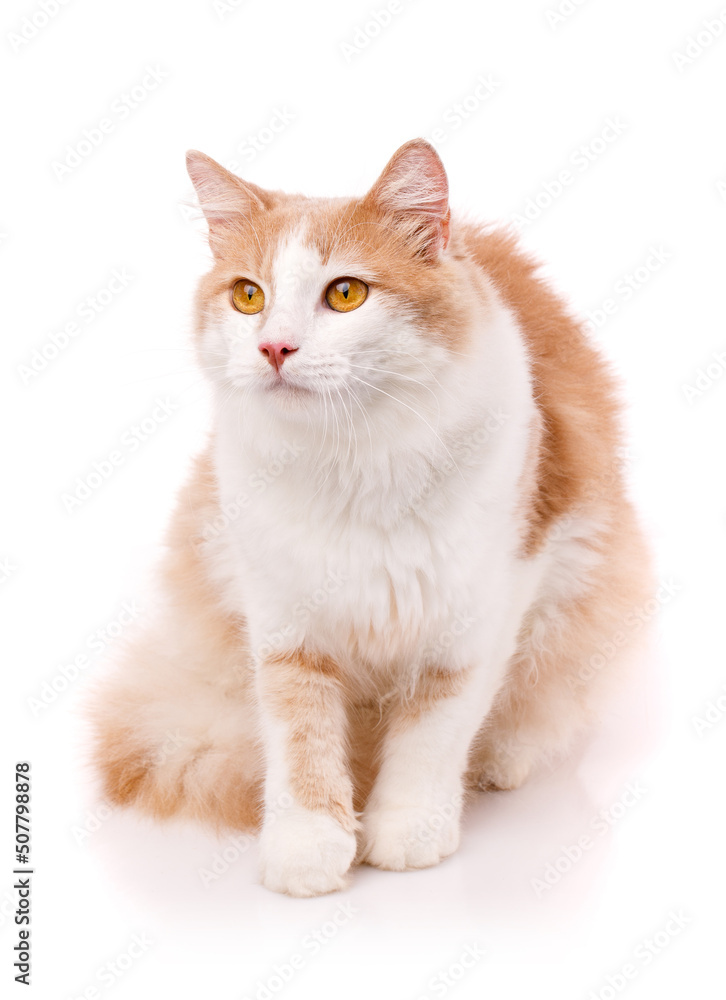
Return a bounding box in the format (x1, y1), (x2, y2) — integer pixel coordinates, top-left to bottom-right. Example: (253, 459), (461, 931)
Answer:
(186, 152), (244, 221)
(379, 142), (449, 215)
(184, 153), (279, 263)
(367, 139), (451, 254)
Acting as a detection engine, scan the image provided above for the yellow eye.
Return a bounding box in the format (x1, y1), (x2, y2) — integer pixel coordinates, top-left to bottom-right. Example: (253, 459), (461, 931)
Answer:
(232, 279), (265, 314)
(325, 277), (368, 313)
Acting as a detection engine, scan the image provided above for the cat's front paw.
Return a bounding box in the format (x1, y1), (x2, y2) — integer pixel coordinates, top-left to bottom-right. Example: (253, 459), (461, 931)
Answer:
(258, 804), (357, 897)
(360, 802), (462, 871)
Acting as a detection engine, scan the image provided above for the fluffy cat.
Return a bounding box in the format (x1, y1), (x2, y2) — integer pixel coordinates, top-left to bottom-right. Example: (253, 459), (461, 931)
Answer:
(91, 139), (651, 896)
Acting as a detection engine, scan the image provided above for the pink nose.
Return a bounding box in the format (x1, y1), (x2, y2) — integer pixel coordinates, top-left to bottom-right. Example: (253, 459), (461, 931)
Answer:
(258, 341), (299, 372)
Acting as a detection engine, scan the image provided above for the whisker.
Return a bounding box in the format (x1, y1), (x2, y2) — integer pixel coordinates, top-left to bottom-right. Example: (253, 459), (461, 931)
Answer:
(347, 374), (466, 486)
(346, 363), (443, 415)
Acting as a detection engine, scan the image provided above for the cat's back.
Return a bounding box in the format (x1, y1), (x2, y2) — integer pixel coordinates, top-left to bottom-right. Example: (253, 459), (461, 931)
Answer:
(458, 223), (627, 555)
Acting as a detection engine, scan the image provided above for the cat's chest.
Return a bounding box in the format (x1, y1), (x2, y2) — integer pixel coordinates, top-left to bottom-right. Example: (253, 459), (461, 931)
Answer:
(214, 457), (516, 669)
(237, 483), (474, 597)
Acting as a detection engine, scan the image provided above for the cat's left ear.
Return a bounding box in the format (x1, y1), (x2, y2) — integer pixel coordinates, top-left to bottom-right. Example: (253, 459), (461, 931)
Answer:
(363, 139), (450, 259)
(186, 150), (273, 252)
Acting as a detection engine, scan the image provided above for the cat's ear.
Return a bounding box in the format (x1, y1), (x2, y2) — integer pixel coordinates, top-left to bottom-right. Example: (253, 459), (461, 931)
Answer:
(364, 139), (450, 258)
(186, 150), (272, 251)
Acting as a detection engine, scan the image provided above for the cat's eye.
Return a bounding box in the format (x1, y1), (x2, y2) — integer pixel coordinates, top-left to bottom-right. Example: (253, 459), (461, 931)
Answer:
(325, 277), (368, 313)
(232, 279), (265, 314)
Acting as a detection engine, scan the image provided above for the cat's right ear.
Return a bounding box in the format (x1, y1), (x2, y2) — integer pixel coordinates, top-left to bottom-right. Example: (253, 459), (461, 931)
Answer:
(186, 151), (271, 252)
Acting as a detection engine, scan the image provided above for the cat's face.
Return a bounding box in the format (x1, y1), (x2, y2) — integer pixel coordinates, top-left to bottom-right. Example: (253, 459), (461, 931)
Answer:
(187, 141), (476, 422)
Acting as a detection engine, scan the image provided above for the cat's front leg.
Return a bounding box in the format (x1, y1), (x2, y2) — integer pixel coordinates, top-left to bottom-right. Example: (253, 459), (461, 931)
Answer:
(361, 664), (493, 871)
(255, 649), (358, 897)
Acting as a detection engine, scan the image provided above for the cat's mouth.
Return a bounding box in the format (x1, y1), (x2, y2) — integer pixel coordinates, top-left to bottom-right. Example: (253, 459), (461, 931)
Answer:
(262, 371), (314, 398)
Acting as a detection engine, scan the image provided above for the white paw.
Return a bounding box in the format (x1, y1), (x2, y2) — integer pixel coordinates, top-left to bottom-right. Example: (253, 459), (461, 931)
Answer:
(360, 803), (461, 871)
(258, 804), (357, 897)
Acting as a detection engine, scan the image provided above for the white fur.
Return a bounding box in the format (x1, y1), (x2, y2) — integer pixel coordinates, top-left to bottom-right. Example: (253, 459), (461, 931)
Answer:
(258, 806), (357, 897)
(196, 222), (600, 888)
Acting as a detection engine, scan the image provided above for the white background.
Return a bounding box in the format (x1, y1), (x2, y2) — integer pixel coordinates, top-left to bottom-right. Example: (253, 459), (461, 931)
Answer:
(2, 0), (725, 997)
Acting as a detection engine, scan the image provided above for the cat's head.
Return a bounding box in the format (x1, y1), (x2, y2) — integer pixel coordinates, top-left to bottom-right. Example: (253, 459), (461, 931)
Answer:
(186, 140), (481, 426)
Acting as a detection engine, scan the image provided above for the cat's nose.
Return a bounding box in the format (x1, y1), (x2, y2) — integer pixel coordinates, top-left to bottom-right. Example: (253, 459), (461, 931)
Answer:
(258, 341), (299, 372)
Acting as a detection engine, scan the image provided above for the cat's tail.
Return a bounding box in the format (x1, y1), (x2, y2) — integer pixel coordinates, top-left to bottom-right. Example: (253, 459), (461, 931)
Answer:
(87, 446), (264, 832)
(88, 610), (264, 832)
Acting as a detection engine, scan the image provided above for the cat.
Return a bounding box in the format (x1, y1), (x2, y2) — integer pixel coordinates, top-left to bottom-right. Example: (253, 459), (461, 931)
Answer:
(91, 139), (652, 897)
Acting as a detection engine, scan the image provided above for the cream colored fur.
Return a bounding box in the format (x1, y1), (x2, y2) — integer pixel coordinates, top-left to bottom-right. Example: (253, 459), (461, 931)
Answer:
(90, 140), (652, 896)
